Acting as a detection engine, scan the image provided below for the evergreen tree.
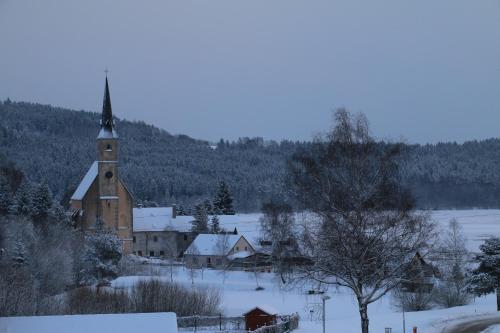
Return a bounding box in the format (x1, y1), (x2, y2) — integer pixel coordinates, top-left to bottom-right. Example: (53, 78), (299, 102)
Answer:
(9, 182), (33, 217)
(210, 214), (220, 234)
(213, 181), (235, 215)
(79, 227), (122, 286)
(191, 204), (208, 233)
(467, 236), (500, 311)
(176, 204), (186, 216)
(31, 182), (53, 223)
(0, 176), (12, 215)
(203, 199), (213, 215)
(12, 238), (27, 266)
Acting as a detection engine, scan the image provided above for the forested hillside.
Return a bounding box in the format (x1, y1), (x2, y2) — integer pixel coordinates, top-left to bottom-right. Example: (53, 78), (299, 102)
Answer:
(1, 99), (500, 210)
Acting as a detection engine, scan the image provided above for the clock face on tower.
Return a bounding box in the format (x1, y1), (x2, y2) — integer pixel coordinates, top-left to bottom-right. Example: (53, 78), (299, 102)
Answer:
(105, 171), (113, 179)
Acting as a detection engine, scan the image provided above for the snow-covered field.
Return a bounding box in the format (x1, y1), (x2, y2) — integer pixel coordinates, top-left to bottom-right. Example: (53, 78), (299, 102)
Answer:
(430, 210), (500, 252)
(113, 264), (496, 333)
(219, 209), (500, 252)
(113, 209), (500, 333)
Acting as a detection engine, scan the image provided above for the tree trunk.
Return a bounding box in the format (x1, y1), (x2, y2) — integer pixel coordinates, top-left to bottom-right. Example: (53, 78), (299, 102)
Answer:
(496, 287), (500, 311)
(359, 302), (369, 333)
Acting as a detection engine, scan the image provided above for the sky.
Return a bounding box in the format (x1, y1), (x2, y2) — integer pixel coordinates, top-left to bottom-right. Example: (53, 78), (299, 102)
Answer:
(0, 0), (499, 143)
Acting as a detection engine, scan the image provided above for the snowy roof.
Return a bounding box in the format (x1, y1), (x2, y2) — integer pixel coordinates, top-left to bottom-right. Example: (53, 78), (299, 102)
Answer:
(185, 234), (243, 256)
(133, 207), (194, 232)
(97, 127), (119, 139)
(243, 304), (279, 316)
(71, 161), (98, 200)
(0, 312), (178, 333)
(227, 250), (253, 260)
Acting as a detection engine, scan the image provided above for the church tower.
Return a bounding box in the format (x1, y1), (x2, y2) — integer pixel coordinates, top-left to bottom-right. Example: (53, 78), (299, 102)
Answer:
(70, 77), (134, 253)
(97, 77), (120, 230)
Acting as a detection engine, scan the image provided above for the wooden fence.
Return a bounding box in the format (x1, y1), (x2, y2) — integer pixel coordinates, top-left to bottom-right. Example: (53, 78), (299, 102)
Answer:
(177, 313), (299, 333)
(250, 314), (300, 333)
(177, 315), (244, 331)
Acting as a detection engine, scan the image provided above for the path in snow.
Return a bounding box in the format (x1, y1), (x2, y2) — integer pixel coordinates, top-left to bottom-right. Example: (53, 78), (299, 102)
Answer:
(441, 314), (500, 333)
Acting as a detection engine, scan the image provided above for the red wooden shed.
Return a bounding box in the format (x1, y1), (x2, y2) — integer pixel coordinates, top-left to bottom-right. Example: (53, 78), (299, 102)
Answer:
(243, 305), (278, 331)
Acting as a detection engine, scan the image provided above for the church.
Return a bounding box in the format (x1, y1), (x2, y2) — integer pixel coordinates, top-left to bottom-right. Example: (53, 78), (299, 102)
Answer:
(70, 77), (134, 253)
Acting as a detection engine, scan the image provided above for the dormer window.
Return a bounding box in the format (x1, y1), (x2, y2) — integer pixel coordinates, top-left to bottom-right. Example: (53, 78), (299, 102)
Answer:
(106, 144), (112, 151)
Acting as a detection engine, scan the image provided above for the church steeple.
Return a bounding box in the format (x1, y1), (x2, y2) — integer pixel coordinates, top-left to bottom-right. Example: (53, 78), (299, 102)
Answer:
(101, 77), (113, 131)
(98, 76), (118, 139)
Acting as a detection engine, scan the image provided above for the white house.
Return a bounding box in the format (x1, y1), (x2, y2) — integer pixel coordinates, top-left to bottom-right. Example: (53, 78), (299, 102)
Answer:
(184, 234), (255, 268)
(132, 206), (196, 258)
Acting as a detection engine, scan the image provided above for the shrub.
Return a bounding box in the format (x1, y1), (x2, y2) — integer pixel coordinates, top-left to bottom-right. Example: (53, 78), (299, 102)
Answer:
(132, 279), (221, 316)
(66, 287), (133, 314)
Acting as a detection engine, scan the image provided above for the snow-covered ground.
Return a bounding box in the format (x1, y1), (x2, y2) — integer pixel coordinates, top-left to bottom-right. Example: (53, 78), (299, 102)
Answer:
(218, 210), (500, 253)
(113, 265), (496, 333)
(113, 209), (500, 333)
(483, 324), (500, 333)
(430, 210), (500, 252)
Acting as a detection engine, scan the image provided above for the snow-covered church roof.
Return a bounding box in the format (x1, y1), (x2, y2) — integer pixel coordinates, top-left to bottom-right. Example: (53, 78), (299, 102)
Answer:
(133, 207), (194, 232)
(97, 127), (119, 139)
(184, 234), (245, 256)
(71, 161), (98, 201)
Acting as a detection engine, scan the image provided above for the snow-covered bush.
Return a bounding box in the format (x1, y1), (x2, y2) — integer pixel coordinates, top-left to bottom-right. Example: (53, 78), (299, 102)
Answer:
(132, 279), (221, 316)
(79, 226), (122, 286)
(66, 287), (132, 314)
(393, 286), (434, 311)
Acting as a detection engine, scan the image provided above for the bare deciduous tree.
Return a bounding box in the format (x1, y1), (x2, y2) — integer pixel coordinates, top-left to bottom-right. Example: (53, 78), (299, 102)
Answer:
(215, 233), (230, 284)
(260, 200), (297, 284)
(288, 109), (435, 333)
(433, 219), (470, 307)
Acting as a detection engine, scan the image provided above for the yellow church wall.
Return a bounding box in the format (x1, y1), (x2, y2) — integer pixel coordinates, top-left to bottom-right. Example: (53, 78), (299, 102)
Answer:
(80, 177), (99, 230)
(117, 179), (133, 253)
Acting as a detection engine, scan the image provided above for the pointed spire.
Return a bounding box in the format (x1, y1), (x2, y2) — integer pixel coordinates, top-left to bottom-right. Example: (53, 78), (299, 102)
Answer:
(101, 76), (114, 131)
(97, 75), (118, 139)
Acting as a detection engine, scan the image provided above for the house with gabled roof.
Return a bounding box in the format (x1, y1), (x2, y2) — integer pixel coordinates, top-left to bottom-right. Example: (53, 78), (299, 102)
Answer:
(131, 206), (196, 258)
(184, 234), (255, 269)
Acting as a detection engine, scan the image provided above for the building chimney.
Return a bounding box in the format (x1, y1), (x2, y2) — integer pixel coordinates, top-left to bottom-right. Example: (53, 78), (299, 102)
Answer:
(172, 204), (177, 219)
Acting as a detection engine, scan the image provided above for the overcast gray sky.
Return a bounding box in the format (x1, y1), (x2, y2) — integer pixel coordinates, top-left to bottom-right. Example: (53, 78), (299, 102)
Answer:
(0, 0), (499, 143)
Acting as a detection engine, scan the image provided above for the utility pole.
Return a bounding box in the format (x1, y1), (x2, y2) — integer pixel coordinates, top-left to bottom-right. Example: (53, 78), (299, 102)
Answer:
(403, 302), (406, 333)
(322, 295), (331, 333)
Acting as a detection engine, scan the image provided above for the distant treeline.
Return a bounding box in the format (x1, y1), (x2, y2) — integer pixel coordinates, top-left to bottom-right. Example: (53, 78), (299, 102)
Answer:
(1, 99), (500, 210)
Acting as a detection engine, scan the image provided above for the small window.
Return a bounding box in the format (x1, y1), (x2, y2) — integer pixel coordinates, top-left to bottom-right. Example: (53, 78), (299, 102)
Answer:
(207, 257), (211, 264)
(106, 144), (112, 151)
(149, 251), (155, 257)
(244, 246), (248, 251)
(153, 236), (158, 242)
(193, 257), (198, 264)
(159, 251), (165, 256)
(235, 246), (239, 251)
(138, 251), (142, 256)
(133, 236), (136, 243)
(183, 234), (188, 241)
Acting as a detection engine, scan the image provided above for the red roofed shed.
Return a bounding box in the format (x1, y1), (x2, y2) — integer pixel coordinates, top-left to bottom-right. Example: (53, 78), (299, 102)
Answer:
(243, 305), (278, 331)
